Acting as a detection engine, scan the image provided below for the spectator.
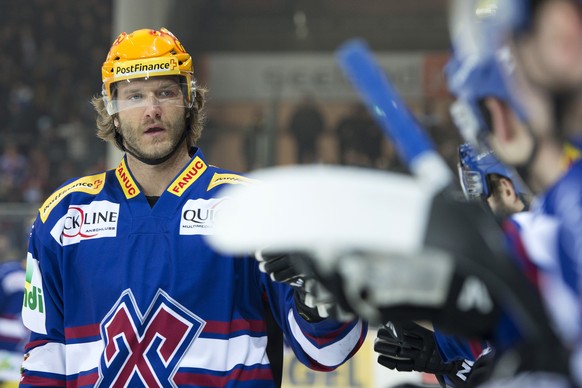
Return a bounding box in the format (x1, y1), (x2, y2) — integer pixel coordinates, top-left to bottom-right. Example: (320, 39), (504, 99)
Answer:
(245, 107), (266, 170)
(0, 0), (112, 202)
(0, 143), (28, 201)
(288, 93), (325, 164)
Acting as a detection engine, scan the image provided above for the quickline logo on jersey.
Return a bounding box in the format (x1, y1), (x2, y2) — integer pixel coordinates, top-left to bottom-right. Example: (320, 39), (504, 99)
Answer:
(22, 253), (47, 335)
(180, 198), (227, 235)
(50, 200), (120, 246)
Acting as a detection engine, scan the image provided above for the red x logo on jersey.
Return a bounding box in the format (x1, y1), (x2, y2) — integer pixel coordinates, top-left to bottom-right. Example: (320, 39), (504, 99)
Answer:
(97, 289), (205, 387)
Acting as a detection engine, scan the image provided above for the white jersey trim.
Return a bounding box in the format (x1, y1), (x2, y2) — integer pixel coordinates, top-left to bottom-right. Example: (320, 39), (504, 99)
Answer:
(23, 335), (271, 377)
(287, 310), (363, 367)
(22, 342), (67, 375)
(180, 335), (270, 370)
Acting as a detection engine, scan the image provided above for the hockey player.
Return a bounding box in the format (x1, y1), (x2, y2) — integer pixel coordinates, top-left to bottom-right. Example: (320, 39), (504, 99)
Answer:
(457, 144), (529, 218)
(455, 0), (582, 382)
(0, 259), (28, 388)
(18, 27), (365, 387)
(373, 145), (532, 388)
(376, 0), (582, 385)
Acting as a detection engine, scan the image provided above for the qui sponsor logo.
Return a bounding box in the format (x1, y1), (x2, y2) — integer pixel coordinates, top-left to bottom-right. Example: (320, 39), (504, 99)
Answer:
(180, 198), (226, 235)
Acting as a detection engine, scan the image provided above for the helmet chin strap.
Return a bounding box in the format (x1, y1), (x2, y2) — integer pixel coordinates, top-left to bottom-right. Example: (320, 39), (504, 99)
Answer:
(513, 90), (574, 188)
(115, 126), (190, 166)
(513, 129), (539, 189)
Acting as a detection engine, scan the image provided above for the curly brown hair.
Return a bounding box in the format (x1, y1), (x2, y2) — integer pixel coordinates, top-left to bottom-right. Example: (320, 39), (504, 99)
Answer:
(91, 82), (207, 150)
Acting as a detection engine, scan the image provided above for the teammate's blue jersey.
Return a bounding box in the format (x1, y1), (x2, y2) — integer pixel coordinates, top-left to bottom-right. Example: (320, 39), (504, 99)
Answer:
(0, 259), (29, 382)
(433, 330), (488, 386)
(20, 148), (366, 387)
(504, 159), (582, 348)
(432, 160), (582, 385)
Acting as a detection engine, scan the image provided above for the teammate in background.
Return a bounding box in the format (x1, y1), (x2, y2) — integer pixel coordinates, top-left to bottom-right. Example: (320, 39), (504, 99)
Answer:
(375, 0), (582, 384)
(457, 143), (529, 218)
(373, 146), (530, 388)
(448, 0), (582, 333)
(0, 259), (28, 388)
(455, 1), (582, 380)
(18, 27), (365, 387)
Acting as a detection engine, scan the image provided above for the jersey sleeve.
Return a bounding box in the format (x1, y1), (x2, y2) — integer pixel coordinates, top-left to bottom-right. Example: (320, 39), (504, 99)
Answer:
(434, 330), (488, 363)
(497, 214), (581, 348)
(20, 217), (67, 387)
(259, 271), (366, 372)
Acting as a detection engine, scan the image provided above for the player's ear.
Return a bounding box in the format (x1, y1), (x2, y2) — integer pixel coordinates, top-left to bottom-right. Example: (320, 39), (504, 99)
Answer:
(499, 177), (516, 199)
(483, 97), (513, 142)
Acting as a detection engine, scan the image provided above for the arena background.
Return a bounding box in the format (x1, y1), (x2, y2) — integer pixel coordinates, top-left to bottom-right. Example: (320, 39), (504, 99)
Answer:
(0, 1), (455, 386)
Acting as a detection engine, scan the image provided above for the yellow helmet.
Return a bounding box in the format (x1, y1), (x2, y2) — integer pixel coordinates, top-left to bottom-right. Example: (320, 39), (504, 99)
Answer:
(101, 27), (195, 113)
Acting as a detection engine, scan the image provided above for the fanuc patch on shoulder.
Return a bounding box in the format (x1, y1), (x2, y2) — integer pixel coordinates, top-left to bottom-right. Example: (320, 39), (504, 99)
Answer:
(115, 159), (140, 199)
(207, 172), (256, 191)
(168, 156), (207, 197)
(39, 173), (106, 223)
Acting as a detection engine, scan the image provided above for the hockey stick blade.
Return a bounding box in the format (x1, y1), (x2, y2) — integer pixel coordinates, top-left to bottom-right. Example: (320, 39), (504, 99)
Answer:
(205, 165), (433, 259)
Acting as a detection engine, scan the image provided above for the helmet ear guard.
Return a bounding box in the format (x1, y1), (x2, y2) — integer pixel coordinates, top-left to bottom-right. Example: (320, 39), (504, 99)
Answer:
(102, 87), (115, 116)
(186, 79), (197, 108)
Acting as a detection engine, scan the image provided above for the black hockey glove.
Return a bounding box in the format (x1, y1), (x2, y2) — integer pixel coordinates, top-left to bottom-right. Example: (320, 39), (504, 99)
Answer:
(255, 250), (353, 322)
(375, 321), (477, 387)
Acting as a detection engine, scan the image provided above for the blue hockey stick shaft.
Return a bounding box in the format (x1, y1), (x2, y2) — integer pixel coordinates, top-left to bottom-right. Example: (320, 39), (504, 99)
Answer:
(336, 39), (453, 188)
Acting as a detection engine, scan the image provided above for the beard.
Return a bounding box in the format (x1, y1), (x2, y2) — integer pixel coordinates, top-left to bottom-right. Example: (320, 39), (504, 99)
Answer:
(117, 112), (188, 163)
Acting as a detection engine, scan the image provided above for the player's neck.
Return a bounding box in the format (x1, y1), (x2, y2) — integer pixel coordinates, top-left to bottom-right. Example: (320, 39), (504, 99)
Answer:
(527, 139), (565, 194)
(126, 150), (192, 197)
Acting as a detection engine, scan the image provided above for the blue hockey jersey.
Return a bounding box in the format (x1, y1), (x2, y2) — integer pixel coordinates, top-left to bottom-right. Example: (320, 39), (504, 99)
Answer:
(20, 149), (366, 387)
(432, 159), (582, 385)
(504, 159), (582, 350)
(461, 158), (582, 385)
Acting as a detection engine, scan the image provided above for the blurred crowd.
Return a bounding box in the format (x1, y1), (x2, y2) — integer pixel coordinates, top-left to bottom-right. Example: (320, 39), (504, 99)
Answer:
(0, 0), (111, 204)
(285, 97), (461, 173)
(0, 0), (459, 204)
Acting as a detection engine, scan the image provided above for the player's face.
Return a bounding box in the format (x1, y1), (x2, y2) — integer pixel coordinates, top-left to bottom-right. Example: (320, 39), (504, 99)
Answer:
(486, 177), (525, 218)
(485, 0), (582, 192)
(501, 0), (582, 139)
(514, 0), (582, 91)
(114, 77), (188, 162)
